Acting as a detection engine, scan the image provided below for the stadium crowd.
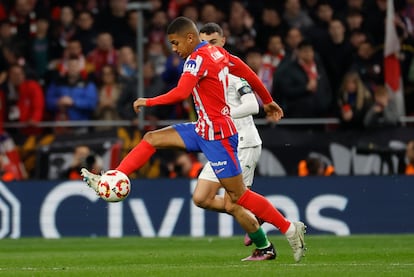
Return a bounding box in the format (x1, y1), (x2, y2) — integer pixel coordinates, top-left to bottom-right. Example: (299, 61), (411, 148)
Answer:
(0, 0), (414, 180)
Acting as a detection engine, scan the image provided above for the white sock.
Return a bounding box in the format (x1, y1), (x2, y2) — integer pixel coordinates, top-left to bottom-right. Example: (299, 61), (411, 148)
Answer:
(285, 222), (296, 238)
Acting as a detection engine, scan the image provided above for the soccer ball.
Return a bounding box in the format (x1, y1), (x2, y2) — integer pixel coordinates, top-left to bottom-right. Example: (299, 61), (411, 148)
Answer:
(98, 170), (131, 202)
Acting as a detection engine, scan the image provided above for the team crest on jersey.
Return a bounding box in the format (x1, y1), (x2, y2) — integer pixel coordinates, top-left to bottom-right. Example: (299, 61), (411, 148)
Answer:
(221, 106), (230, 115)
(184, 56), (202, 76)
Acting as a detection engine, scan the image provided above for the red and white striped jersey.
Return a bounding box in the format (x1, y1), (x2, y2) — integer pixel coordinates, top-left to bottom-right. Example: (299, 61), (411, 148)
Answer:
(146, 42), (273, 141)
(183, 43), (237, 140)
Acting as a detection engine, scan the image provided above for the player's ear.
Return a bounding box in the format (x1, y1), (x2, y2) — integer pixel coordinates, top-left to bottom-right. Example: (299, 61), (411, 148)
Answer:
(187, 33), (194, 43)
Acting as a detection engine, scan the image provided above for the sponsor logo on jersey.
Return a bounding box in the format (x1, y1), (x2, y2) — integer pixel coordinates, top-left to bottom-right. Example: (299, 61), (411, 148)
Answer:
(211, 160), (227, 167)
(183, 56), (202, 76)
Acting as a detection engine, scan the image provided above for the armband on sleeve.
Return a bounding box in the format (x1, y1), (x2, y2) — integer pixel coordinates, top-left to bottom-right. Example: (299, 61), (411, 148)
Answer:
(238, 85), (253, 96)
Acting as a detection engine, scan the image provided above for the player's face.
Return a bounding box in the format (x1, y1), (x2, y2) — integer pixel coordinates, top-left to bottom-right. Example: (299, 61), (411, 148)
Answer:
(199, 32), (225, 47)
(168, 33), (194, 59)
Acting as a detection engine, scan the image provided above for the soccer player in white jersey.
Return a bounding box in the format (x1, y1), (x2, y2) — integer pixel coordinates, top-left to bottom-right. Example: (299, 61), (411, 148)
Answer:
(195, 23), (272, 261)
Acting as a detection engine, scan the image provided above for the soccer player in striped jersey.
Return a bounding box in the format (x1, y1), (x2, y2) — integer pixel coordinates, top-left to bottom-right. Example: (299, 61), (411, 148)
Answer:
(82, 17), (306, 262)
(194, 22), (272, 261)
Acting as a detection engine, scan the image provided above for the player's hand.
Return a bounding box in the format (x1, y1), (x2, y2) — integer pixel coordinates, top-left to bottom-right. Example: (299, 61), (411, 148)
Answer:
(133, 98), (147, 113)
(263, 101), (284, 122)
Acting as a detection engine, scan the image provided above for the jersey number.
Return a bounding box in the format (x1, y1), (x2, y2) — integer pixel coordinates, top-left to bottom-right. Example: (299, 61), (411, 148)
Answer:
(218, 66), (229, 94)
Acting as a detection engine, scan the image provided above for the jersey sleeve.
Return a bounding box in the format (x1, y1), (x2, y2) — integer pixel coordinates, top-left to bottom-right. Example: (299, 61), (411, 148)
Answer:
(228, 54), (273, 105)
(230, 92), (259, 119)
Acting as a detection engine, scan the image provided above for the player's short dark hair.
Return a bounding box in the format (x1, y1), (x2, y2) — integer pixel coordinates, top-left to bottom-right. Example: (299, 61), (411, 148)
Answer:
(167, 16), (197, 35)
(199, 23), (223, 36)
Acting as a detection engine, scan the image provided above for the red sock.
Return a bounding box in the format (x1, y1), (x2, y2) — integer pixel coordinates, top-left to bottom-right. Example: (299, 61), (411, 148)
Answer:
(237, 189), (291, 233)
(116, 140), (156, 175)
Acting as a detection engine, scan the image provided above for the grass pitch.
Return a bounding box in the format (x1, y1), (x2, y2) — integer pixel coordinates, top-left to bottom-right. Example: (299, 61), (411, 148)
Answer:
(0, 235), (413, 277)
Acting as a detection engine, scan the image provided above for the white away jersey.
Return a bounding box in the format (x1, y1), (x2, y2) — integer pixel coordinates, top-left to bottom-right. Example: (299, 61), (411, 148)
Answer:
(227, 74), (262, 148)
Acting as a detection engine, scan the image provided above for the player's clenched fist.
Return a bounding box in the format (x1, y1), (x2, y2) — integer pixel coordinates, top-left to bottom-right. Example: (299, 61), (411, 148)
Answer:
(263, 101), (284, 122)
(133, 98), (147, 113)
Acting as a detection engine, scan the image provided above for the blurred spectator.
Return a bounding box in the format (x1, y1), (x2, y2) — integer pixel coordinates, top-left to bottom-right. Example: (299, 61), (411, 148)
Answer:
(0, 20), (16, 85)
(199, 3), (222, 26)
(87, 32), (118, 78)
(96, 0), (129, 49)
(298, 153), (335, 176)
(117, 59), (166, 126)
(402, 0), (414, 34)
(117, 45), (138, 82)
(0, 152), (19, 181)
(53, 39), (93, 80)
(273, 40), (332, 117)
(179, 3), (201, 29)
(94, 64), (122, 131)
(336, 0), (366, 22)
(363, 85), (400, 129)
(350, 40), (383, 92)
(0, 133), (28, 180)
(63, 144), (103, 180)
(50, 5), (77, 54)
(0, 65), (45, 137)
(345, 9), (365, 35)
(364, 0), (387, 45)
(244, 47), (276, 97)
(1, 43), (33, 76)
(225, 0), (256, 56)
(159, 50), (190, 121)
(46, 55), (98, 134)
(168, 151), (203, 179)
(30, 17), (52, 83)
(404, 140), (414, 175)
(8, 0), (38, 55)
(73, 0), (101, 16)
(349, 28), (369, 54)
(168, 0), (193, 20)
(260, 34), (286, 92)
(0, 64), (45, 136)
(317, 19), (354, 92)
(0, 3), (6, 21)
(305, 1), (334, 46)
(337, 71), (373, 129)
(0, 20), (17, 50)
(122, 10), (138, 49)
(255, 6), (288, 52)
(283, 0), (314, 32)
(161, 52), (184, 91)
(302, 0), (320, 21)
(146, 40), (168, 76)
(147, 9), (169, 45)
(141, 60), (167, 119)
(283, 27), (303, 61)
(73, 10), (98, 55)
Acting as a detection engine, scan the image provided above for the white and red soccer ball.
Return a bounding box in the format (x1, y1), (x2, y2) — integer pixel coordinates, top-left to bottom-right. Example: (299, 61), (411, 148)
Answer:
(97, 170), (131, 202)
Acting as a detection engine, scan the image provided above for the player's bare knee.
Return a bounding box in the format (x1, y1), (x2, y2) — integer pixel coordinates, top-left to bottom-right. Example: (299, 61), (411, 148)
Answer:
(192, 194), (209, 209)
(223, 201), (237, 215)
(225, 191), (241, 204)
(142, 131), (154, 143)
